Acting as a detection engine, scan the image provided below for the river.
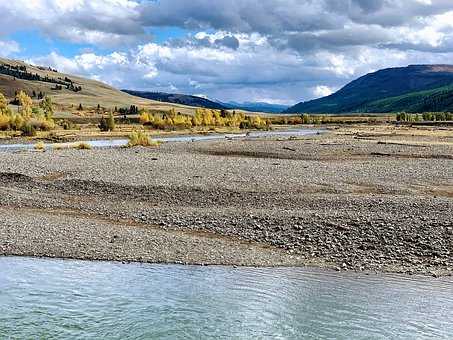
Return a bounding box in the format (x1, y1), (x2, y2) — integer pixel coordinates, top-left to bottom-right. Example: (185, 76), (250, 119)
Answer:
(1, 257), (452, 339)
(0, 128), (323, 151)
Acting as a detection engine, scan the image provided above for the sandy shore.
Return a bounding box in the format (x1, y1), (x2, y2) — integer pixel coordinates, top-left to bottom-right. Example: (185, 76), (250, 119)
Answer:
(0, 125), (452, 275)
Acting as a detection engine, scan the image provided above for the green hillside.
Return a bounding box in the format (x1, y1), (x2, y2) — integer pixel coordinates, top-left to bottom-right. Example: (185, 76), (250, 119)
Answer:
(286, 65), (453, 113)
(361, 85), (453, 113)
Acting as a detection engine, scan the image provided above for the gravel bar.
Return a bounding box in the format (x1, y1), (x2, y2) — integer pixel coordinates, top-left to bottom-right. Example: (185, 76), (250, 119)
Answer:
(0, 126), (452, 275)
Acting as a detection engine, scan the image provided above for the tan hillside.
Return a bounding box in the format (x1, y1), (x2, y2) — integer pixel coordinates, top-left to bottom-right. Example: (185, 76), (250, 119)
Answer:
(0, 57), (197, 115)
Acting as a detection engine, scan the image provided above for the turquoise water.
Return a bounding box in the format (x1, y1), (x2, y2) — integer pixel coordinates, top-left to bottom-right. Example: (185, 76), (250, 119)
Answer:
(1, 257), (452, 339)
(0, 128), (322, 151)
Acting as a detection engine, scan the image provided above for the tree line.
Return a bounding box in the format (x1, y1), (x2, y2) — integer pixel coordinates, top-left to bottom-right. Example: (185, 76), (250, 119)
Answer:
(0, 63), (82, 92)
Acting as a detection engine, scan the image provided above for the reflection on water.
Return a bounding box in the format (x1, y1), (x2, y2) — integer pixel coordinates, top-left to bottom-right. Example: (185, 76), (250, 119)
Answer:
(0, 128), (322, 151)
(1, 257), (452, 339)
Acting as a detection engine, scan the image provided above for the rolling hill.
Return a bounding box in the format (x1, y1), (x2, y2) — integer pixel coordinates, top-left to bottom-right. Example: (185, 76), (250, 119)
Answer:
(0, 57), (198, 115)
(123, 90), (227, 110)
(286, 65), (453, 113)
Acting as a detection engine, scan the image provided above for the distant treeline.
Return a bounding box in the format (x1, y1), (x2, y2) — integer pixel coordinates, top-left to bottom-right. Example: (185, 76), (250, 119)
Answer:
(396, 112), (453, 122)
(0, 63), (82, 92)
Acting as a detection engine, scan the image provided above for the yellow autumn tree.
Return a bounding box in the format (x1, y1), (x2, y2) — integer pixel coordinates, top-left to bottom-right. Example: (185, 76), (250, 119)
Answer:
(0, 92), (9, 114)
(17, 91), (33, 118)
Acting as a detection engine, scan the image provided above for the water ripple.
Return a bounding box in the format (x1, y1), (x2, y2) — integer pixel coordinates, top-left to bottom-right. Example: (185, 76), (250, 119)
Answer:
(0, 257), (452, 339)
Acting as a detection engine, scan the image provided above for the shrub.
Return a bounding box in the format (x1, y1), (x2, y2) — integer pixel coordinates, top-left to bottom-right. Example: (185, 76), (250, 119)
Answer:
(127, 131), (159, 147)
(107, 112), (115, 131)
(34, 141), (45, 151)
(20, 123), (37, 137)
(99, 113), (115, 132)
(0, 114), (10, 130)
(75, 142), (92, 150)
(59, 120), (76, 130)
(98, 116), (108, 131)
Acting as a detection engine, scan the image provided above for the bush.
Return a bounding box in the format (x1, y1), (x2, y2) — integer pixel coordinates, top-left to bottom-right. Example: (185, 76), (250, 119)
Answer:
(59, 120), (76, 130)
(20, 123), (37, 137)
(34, 141), (46, 151)
(107, 112), (115, 131)
(0, 114), (10, 130)
(99, 113), (115, 132)
(75, 142), (92, 150)
(127, 131), (159, 147)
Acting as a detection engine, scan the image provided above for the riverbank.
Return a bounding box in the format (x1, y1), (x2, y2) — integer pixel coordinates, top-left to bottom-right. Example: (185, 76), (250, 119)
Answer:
(0, 124), (452, 275)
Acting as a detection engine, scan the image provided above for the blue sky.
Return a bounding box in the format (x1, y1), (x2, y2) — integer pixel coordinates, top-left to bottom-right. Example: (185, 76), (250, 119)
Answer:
(2, 0), (453, 104)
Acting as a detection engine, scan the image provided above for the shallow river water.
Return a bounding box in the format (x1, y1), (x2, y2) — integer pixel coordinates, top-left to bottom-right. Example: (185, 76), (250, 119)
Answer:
(0, 128), (322, 151)
(1, 257), (452, 339)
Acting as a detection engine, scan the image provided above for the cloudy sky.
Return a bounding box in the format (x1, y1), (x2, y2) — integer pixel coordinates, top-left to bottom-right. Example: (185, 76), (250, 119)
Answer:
(1, 0), (453, 105)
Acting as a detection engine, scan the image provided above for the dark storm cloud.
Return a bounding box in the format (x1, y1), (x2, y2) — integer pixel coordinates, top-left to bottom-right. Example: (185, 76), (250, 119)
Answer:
(166, 34), (240, 50)
(139, 0), (346, 34)
(138, 0), (453, 32)
(282, 26), (393, 52)
(215, 36), (240, 50)
(137, 0), (453, 53)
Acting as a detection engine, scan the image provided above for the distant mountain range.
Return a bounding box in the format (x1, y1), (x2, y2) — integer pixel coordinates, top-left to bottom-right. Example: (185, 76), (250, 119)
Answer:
(123, 90), (289, 113)
(285, 65), (453, 113)
(123, 90), (227, 110)
(222, 101), (289, 113)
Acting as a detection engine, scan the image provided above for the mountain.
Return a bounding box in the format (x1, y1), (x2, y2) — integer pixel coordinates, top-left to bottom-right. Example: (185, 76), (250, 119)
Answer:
(0, 57), (198, 115)
(286, 65), (453, 113)
(123, 90), (227, 110)
(123, 90), (290, 113)
(222, 101), (289, 113)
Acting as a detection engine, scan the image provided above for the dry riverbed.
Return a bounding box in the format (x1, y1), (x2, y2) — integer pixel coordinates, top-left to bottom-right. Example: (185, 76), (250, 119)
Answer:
(0, 124), (452, 275)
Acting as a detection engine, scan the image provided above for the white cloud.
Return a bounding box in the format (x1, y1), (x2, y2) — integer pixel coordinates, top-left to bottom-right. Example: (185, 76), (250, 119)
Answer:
(0, 40), (20, 56)
(0, 0), (143, 46)
(3, 0), (453, 104)
(28, 34), (453, 104)
(313, 86), (334, 98)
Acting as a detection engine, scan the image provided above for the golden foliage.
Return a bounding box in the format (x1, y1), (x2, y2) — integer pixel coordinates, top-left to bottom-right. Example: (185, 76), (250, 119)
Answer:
(140, 108), (266, 131)
(0, 90), (55, 134)
(127, 130), (159, 147)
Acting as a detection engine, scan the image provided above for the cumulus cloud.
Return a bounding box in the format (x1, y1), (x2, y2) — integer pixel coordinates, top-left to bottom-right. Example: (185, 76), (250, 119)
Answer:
(0, 40), (20, 56)
(3, 0), (453, 103)
(0, 0), (144, 46)
(313, 86), (334, 98)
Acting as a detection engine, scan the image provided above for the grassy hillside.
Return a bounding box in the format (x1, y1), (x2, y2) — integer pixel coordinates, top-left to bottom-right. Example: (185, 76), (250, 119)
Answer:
(0, 57), (198, 115)
(286, 65), (453, 113)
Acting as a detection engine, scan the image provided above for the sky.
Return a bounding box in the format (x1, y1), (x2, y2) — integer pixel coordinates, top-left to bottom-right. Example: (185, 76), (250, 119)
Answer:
(2, 0), (453, 105)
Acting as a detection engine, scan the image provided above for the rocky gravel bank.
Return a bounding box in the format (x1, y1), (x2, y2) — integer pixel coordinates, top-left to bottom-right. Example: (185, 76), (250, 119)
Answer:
(0, 126), (452, 275)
